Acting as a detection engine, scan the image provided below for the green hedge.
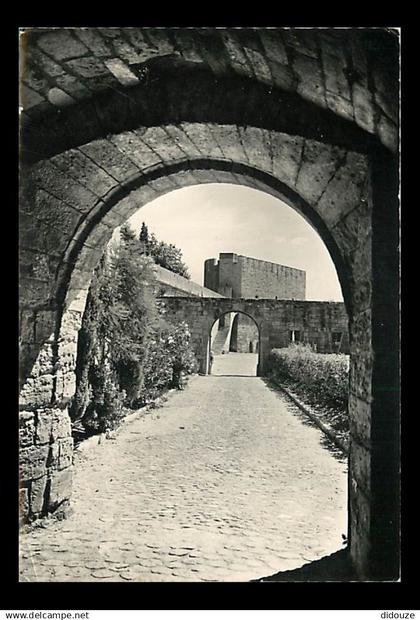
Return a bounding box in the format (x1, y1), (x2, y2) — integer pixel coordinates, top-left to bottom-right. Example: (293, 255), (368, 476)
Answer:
(267, 343), (349, 411)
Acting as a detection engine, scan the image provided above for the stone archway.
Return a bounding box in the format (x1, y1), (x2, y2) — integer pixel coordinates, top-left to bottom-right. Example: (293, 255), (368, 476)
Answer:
(19, 28), (399, 581)
(207, 310), (262, 377)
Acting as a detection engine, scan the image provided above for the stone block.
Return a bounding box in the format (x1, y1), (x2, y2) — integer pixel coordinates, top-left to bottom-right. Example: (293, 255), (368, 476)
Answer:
(64, 56), (111, 80)
(35, 411), (53, 445)
(99, 30), (144, 63)
(331, 196), (371, 258)
(243, 46), (272, 83)
(109, 131), (162, 171)
(28, 189), (81, 237)
(51, 410), (72, 442)
(349, 478), (371, 577)
(352, 83), (375, 134)
(208, 125), (248, 164)
(65, 289), (89, 315)
(125, 29), (161, 61)
(325, 92), (354, 122)
(19, 412), (35, 448)
(316, 152), (369, 227)
(146, 174), (179, 196)
(65, 266), (93, 293)
(181, 123), (224, 160)
(48, 467), (73, 509)
(79, 138), (139, 182)
(55, 372), (77, 404)
(36, 30), (89, 62)
(350, 235), (372, 283)
(30, 160), (99, 215)
(163, 124), (203, 159)
(283, 29), (319, 59)
(71, 244), (104, 276)
(239, 126), (273, 173)
(20, 444), (50, 481)
(270, 132), (304, 188)
(58, 437), (74, 470)
(47, 441), (61, 468)
(19, 211), (64, 258)
(139, 126), (186, 164)
(265, 59), (296, 92)
(322, 51), (352, 101)
(20, 341), (54, 384)
(28, 48), (67, 79)
(142, 28), (175, 55)
(377, 114), (398, 154)
(20, 84), (45, 110)
(54, 74), (92, 101)
(351, 278), (372, 315)
(349, 309), (372, 353)
(19, 310), (36, 344)
(19, 486), (30, 519)
(19, 371), (55, 409)
(74, 29), (113, 57)
(103, 58), (140, 87)
(296, 140), (346, 205)
(258, 30), (288, 65)
(375, 88), (398, 126)
(348, 392), (371, 447)
(220, 31), (254, 78)
(47, 87), (76, 108)
(292, 52), (326, 108)
(51, 149), (118, 198)
(30, 475), (48, 514)
(350, 439), (371, 495)
(349, 353), (373, 404)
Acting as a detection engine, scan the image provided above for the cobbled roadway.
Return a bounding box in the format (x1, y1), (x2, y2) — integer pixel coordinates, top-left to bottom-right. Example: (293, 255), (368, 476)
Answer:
(19, 354), (347, 582)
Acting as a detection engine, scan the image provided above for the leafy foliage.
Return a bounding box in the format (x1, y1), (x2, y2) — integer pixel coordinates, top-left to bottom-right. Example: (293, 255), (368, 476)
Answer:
(138, 319), (198, 405)
(267, 343), (349, 411)
(70, 223), (197, 436)
(138, 222), (190, 278)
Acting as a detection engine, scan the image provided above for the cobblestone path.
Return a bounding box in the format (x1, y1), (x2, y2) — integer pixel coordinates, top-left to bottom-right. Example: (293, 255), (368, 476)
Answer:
(19, 354), (347, 582)
(211, 352), (258, 376)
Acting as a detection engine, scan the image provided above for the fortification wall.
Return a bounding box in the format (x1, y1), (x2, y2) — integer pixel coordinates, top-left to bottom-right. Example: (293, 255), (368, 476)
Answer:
(204, 253), (306, 299)
(155, 265), (225, 299)
(232, 314), (260, 353)
(238, 255), (306, 299)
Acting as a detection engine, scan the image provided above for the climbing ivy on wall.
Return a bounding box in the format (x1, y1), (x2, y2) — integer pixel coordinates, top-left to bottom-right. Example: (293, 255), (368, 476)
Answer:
(70, 223), (197, 435)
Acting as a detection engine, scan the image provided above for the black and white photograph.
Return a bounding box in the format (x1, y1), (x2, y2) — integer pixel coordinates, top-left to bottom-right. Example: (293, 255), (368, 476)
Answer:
(18, 26), (400, 587)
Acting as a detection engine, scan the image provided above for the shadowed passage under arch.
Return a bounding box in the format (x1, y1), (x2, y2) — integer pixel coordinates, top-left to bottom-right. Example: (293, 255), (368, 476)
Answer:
(209, 311), (260, 377)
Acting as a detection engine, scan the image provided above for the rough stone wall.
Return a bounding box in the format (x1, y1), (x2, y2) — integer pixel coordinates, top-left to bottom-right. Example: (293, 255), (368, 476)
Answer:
(19, 302), (85, 521)
(160, 297), (349, 374)
(204, 253), (306, 299)
(237, 254), (305, 299)
(20, 28), (398, 156)
(231, 314), (260, 352)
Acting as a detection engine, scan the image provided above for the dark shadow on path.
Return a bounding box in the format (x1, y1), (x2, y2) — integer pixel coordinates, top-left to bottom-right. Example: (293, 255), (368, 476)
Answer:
(252, 549), (359, 582)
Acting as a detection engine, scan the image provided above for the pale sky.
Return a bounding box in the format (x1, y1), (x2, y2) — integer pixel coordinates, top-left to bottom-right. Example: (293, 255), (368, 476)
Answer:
(122, 184), (343, 302)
